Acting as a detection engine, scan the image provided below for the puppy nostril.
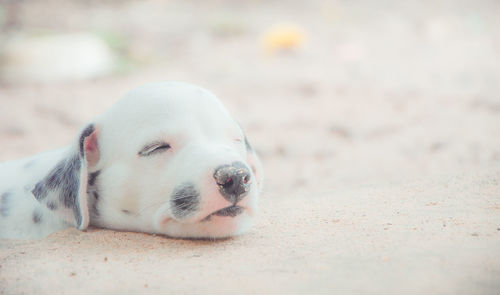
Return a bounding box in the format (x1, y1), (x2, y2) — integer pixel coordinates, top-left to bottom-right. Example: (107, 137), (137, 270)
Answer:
(221, 177), (235, 191)
(243, 174), (250, 184)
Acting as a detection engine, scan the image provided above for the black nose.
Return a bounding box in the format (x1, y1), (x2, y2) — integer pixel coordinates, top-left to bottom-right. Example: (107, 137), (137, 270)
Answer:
(213, 161), (251, 204)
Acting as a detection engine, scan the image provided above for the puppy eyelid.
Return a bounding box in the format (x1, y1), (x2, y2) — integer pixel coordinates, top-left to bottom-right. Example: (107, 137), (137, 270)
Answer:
(138, 142), (171, 156)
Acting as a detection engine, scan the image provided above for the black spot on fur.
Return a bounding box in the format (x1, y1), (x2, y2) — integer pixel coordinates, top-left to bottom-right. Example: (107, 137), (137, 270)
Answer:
(170, 183), (200, 219)
(33, 209), (42, 224)
(61, 155), (81, 212)
(0, 191), (12, 217)
(79, 124), (95, 157)
(122, 209), (131, 215)
(87, 167), (101, 218)
(32, 181), (47, 201)
(31, 153), (83, 227)
(32, 156), (77, 201)
(88, 192), (100, 218)
(88, 170), (101, 186)
(47, 201), (58, 211)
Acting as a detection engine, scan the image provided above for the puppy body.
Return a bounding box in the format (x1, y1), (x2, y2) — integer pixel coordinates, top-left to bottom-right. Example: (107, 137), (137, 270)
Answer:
(0, 82), (263, 239)
(0, 148), (80, 239)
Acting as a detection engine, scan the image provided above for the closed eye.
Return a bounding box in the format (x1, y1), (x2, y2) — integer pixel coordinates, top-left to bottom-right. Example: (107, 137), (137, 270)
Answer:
(138, 141), (171, 156)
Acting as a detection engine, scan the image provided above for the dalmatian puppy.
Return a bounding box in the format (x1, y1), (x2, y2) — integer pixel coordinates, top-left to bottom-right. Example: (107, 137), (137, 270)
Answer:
(0, 82), (263, 240)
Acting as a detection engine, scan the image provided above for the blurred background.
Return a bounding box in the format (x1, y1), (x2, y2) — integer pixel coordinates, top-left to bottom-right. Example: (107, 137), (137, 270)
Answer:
(0, 0), (499, 196)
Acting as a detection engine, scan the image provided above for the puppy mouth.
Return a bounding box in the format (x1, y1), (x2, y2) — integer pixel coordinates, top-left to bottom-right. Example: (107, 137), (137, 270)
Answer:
(201, 205), (243, 222)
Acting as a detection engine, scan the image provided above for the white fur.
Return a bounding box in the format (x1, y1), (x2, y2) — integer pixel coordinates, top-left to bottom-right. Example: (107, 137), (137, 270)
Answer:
(0, 82), (263, 239)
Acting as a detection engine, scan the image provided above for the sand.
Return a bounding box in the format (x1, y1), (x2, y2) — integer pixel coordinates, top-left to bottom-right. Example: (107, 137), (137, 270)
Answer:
(0, 171), (499, 295)
(1, 0), (499, 294)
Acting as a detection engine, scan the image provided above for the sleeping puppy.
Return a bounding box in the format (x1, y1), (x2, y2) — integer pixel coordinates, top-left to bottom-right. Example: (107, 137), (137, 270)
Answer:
(0, 82), (263, 239)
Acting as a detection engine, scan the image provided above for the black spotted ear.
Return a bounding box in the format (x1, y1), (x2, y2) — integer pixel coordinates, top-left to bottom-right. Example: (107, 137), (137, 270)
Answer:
(31, 124), (100, 230)
(244, 135), (264, 191)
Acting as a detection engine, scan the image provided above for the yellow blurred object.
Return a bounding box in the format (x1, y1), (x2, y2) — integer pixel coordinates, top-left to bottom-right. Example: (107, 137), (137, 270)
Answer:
(262, 23), (305, 53)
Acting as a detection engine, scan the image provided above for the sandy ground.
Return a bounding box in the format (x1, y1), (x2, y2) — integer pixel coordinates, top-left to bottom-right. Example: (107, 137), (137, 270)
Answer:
(1, 0), (500, 294)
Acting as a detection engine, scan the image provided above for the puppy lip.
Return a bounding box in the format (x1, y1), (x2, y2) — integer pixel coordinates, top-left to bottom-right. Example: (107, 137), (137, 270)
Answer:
(213, 205), (243, 217)
(201, 205), (244, 222)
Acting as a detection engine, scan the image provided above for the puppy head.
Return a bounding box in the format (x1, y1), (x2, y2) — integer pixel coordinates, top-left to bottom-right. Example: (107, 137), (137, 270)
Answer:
(84, 82), (263, 238)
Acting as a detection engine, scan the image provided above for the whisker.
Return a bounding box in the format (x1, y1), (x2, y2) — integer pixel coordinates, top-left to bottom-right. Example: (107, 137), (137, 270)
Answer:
(136, 200), (168, 216)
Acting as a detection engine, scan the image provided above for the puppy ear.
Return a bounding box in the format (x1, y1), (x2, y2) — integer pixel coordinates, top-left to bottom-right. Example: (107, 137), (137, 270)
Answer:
(32, 124), (100, 230)
(244, 135), (264, 191)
